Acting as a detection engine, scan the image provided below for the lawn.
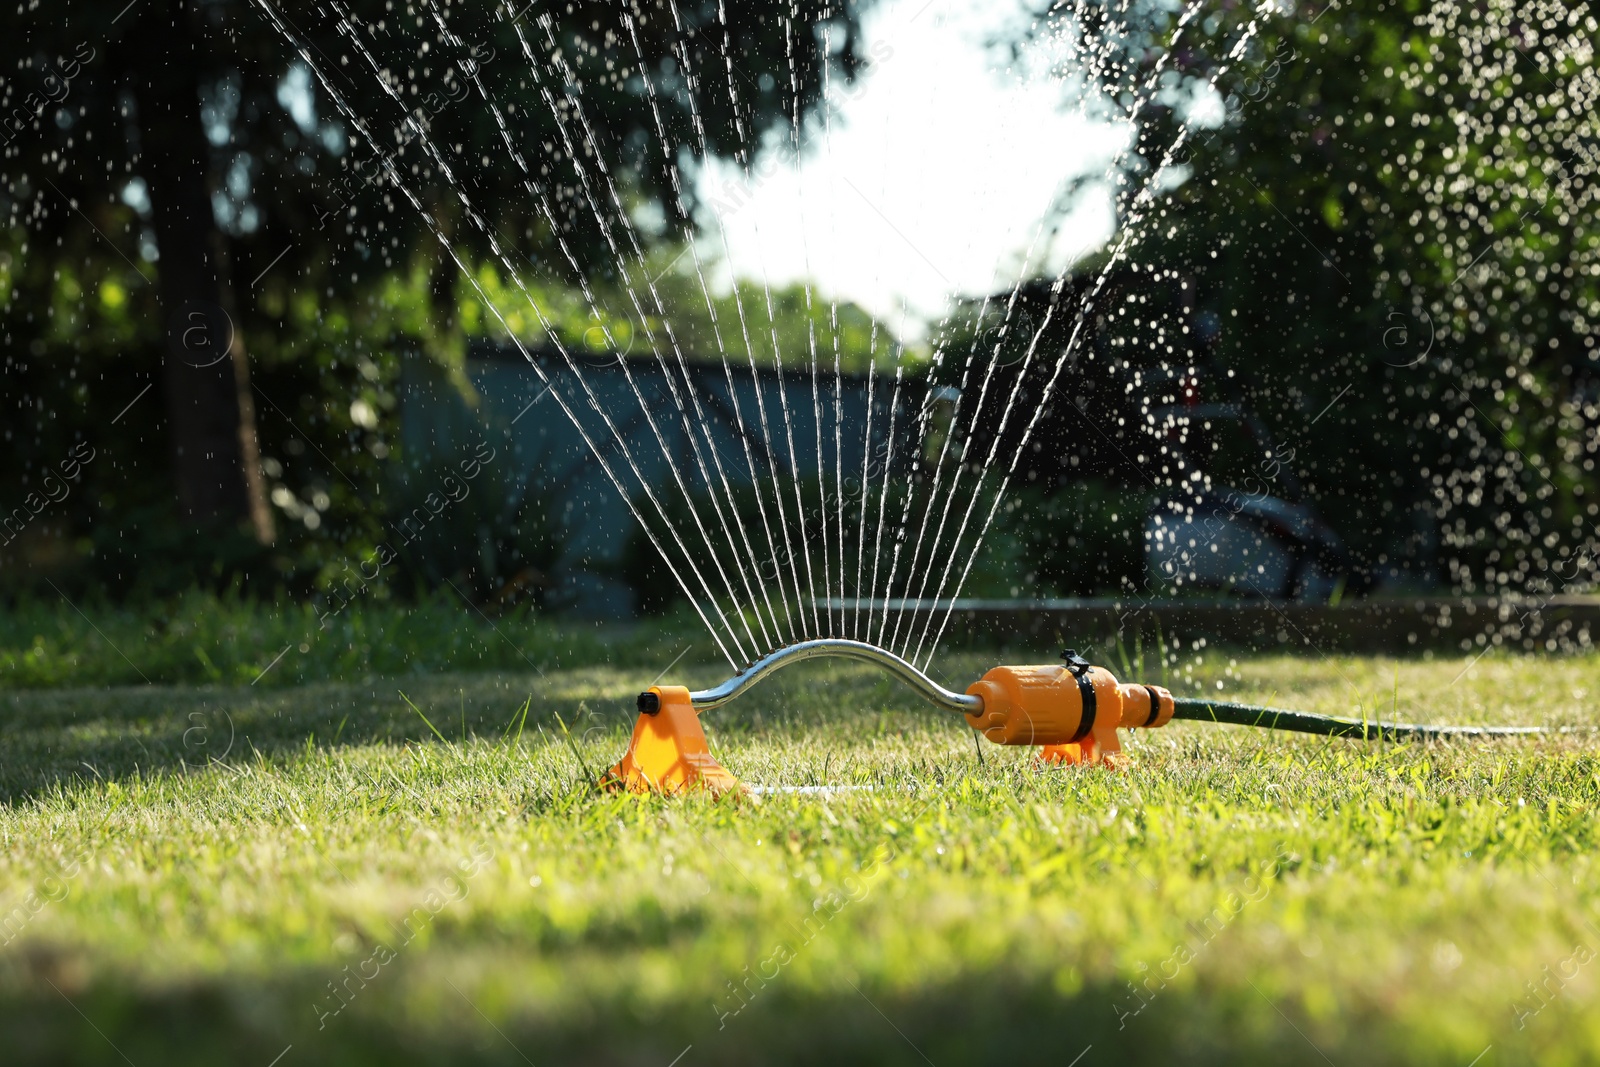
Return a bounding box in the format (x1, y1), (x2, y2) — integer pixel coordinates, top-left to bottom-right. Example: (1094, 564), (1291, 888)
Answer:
(1, 620), (1598, 1066)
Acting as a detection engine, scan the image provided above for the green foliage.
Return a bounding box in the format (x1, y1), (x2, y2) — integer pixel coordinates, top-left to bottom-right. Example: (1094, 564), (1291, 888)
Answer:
(471, 253), (908, 372)
(1019, 0), (1600, 593)
(988, 481), (1154, 597)
(385, 444), (560, 609)
(656, 275), (907, 375)
(0, 218), (432, 598)
(2, 0), (874, 599)
(0, 647), (1596, 1062)
(8, 0), (867, 300)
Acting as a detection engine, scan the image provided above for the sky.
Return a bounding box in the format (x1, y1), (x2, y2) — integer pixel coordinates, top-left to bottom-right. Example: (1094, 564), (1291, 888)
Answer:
(694, 0), (1130, 337)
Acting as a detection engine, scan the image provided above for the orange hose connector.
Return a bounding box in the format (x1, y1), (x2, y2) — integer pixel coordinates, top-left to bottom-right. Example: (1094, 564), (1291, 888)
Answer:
(964, 651), (1174, 766)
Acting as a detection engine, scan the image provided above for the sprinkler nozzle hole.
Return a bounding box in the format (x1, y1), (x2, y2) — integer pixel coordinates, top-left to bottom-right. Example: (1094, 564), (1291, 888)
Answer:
(637, 691), (661, 715)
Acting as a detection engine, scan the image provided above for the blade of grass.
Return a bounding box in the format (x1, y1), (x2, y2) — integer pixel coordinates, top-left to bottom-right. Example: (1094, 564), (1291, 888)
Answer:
(400, 690), (449, 745)
(1114, 632), (1134, 679)
(514, 695), (531, 746)
(1155, 618), (1167, 688)
(552, 708), (597, 783)
(502, 695), (532, 746)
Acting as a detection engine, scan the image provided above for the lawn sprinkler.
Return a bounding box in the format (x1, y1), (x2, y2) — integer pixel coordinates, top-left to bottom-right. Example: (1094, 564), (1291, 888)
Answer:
(600, 639), (1544, 797)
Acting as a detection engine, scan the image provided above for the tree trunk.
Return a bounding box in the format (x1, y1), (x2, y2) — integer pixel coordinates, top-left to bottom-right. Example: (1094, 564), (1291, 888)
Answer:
(128, 0), (273, 544)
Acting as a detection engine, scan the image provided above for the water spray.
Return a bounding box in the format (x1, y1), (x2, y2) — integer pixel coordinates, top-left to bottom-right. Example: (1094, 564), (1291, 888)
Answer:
(601, 640), (1544, 796)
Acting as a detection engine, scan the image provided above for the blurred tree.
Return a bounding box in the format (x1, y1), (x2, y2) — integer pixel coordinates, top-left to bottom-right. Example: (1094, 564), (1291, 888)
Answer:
(3, 0), (866, 587)
(469, 255), (908, 375)
(1009, 0), (1600, 596)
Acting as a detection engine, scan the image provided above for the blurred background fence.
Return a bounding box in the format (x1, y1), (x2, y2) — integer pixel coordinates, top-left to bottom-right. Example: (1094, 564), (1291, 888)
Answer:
(398, 342), (919, 618)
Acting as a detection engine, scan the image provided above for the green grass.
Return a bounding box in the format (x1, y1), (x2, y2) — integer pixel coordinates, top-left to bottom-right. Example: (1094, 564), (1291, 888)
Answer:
(1, 636), (1598, 1065)
(0, 592), (712, 689)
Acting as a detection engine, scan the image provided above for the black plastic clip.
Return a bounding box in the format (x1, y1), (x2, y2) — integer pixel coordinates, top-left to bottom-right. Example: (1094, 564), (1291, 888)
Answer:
(1059, 649), (1092, 677)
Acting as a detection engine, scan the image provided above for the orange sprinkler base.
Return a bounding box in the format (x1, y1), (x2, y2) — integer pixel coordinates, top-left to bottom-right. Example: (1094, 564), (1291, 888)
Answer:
(1037, 739), (1103, 765)
(599, 685), (744, 797)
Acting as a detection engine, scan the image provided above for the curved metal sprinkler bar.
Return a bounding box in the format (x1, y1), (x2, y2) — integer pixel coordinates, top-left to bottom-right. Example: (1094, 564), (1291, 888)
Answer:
(688, 640), (1549, 740)
(690, 639), (982, 715)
